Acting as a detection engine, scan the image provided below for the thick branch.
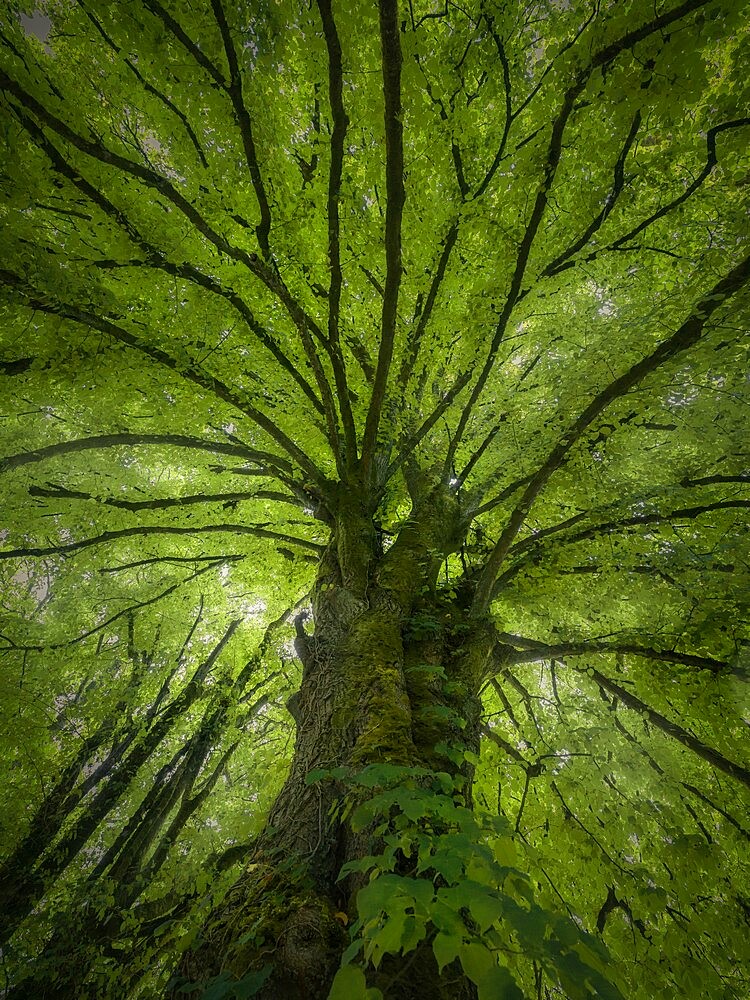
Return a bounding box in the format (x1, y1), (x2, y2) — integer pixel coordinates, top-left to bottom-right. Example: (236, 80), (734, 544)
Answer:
(681, 473), (750, 488)
(469, 474), (533, 518)
(0, 523), (324, 562)
(472, 251), (750, 612)
(316, 0), (358, 466)
(417, 64), (468, 198)
(458, 416), (507, 486)
(210, 0), (272, 257)
(0, 356), (34, 376)
(361, 0), (405, 478)
(0, 433), (285, 474)
(481, 724), (530, 767)
(0, 269), (328, 488)
(8, 105), (325, 415)
(29, 484), (302, 512)
(492, 635), (750, 788)
(472, 15), (512, 199)
(681, 783), (750, 841)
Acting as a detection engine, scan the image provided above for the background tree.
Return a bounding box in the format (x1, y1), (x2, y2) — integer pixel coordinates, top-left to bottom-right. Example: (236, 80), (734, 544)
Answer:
(1, 0), (749, 998)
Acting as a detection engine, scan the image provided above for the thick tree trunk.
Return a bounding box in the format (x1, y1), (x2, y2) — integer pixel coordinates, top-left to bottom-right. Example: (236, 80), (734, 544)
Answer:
(177, 487), (494, 999)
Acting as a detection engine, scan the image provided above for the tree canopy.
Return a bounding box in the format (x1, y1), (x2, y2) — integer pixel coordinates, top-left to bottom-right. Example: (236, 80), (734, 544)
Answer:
(0, 0), (749, 998)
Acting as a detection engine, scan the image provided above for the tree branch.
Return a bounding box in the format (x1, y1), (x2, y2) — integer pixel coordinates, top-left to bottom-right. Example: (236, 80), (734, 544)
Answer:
(99, 554), (245, 574)
(76, 1), (209, 167)
(0, 433), (287, 474)
(458, 416), (507, 486)
(361, 0), (405, 479)
(0, 68), (331, 375)
(209, 0), (272, 257)
(3, 558), (237, 652)
(0, 269), (329, 488)
(472, 251), (750, 612)
(494, 499), (750, 592)
(540, 108), (642, 276)
(681, 473), (750, 488)
(590, 670), (750, 790)
(446, 0), (716, 473)
(316, 0), (358, 467)
(445, 77), (584, 472)
(398, 220), (460, 391)
(142, 0), (227, 88)
(481, 723), (530, 767)
(492, 634), (750, 788)
(469, 474), (533, 518)
(208, 2), (345, 453)
(0, 523), (324, 562)
(681, 782), (750, 841)
(475, 5), (597, 199)
(416, 63), (468, 197)
(384, 369), (473, 484)
(543, 118), (750, 281)
(497, 633), (736, 676)
(29, 484), (302, 513)
(7, 104), (325, 416)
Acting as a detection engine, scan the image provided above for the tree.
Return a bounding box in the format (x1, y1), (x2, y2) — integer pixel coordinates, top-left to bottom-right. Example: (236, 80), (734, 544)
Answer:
(1, 0), (749, 997)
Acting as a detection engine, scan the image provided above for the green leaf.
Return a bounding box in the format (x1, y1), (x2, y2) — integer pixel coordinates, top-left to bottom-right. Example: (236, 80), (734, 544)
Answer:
(340, 939), (364, 966)
(459, 945), (523, 1000)
(433, 931), (461, 972)
(400, 913), (427, 955)
(368, 924), (401, 967)
(327, 965), (370, 1000)
(356, 875), (407, 921)
(232, 967), (273, 999)
(459, 942), (495, 985)
(200, 972), (234, 1000)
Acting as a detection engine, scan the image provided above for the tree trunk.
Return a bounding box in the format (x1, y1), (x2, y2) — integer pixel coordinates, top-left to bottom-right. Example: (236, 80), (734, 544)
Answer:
(177, 486), (494, 999)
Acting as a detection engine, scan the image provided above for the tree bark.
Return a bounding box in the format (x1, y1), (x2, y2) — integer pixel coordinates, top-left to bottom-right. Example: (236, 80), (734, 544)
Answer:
(176, 487), (492, 999)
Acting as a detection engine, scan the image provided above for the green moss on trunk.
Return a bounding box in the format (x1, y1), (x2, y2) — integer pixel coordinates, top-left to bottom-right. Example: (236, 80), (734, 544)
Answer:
(176, 498), (492, 998)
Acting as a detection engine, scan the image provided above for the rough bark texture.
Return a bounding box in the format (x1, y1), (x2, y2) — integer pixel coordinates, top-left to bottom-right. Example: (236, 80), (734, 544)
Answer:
(176, 485), (492, 998)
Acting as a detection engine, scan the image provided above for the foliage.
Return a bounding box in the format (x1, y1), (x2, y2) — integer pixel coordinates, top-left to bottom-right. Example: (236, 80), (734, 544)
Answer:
(0, 0), (749, 997)
(318, 763), (623, 999)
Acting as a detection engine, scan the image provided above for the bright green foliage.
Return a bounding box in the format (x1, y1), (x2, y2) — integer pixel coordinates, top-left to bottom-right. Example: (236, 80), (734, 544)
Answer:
(316, 763), (624, 998)
(0, 0), (749, 997)
(329, 963), (384, 1000)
